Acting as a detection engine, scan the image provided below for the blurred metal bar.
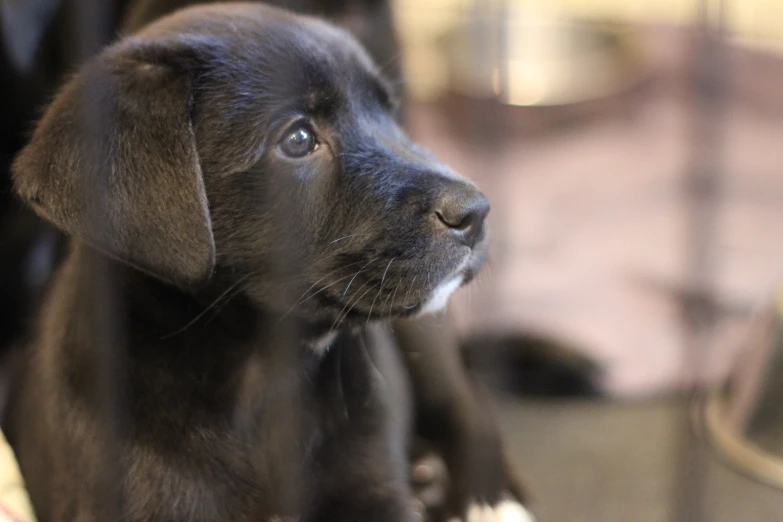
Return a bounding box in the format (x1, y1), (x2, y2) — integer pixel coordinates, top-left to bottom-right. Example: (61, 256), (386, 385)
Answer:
(72, 0), (125, 518)
(672, 0), (728, 520)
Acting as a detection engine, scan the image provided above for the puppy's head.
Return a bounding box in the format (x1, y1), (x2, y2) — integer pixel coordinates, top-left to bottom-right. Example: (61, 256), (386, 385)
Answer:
(13, 3), (490, 325)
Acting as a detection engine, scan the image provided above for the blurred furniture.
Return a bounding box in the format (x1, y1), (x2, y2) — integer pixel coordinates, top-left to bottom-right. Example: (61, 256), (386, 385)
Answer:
(393, 0), (783, 101)
(704, 290), (783, 489)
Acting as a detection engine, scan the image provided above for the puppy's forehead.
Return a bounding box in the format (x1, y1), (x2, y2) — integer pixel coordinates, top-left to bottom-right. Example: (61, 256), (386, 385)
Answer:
(139, 3), (376, 77)
(137, 4), (385, 172)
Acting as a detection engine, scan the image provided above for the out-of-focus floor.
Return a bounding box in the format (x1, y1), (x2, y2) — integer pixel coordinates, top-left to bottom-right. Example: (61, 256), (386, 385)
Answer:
(407, 26), (783, 396)
(497, 397), (783, 522)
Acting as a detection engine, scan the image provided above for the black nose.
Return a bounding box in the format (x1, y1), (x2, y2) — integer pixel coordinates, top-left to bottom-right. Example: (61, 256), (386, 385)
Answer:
(434, 186), (490, 248)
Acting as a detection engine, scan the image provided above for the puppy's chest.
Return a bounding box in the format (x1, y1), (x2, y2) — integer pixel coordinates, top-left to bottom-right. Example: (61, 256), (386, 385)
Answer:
(307, 334), (393, 428)
(131, 332), (405, 520)
(243, 333), (398, 462)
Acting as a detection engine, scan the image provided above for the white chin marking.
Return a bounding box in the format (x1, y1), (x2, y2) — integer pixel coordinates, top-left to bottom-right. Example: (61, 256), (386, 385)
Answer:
(418, 275), (463, 315)
(448, 500), (536, 522)
(307, 331), (338, 355)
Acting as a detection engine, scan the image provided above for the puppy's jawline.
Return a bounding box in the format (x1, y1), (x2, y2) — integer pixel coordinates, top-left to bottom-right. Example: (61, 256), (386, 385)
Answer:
(307, 258), (471, 353)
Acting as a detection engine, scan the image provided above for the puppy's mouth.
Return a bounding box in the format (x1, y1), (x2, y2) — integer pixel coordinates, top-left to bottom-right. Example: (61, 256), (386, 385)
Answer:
(309, 237), (488, 325)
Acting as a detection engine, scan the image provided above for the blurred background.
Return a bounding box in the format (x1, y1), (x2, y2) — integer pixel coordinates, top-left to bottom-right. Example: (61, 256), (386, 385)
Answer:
(392, 0), (783, 397)
(391, 0), (783, 520)
(4, 0), (783, 520)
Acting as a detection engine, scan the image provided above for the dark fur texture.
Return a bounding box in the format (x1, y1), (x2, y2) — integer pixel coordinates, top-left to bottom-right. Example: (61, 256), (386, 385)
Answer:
(6, 4), (529, 522)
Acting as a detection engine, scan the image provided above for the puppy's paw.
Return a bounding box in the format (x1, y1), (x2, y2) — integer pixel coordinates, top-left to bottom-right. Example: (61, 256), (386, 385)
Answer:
(448, 498), (536, 522)
(409, 447), (536, 522)
(411, 452), (449, 515)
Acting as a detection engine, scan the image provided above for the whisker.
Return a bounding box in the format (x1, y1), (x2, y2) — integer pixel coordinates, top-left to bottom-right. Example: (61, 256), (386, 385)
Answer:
(280, 272), (357, 321)
(328, 233), (372, 245)
(387, 279), (402, 320)
(342, 257), (380, 297)
(366, 281), (384, 325)
(386, 77), (409, 89)
(282, 258), (365, 287)
(281, 259), (366, 317)
(347, 286), (375, 321)
(201, 280), (255, 328)
(375, 51), (404, 76)
(367, 258), (395, 323)
(380, 258), (395, 285)
(161, 274), (251, 339)
(330, 280), (375, 334)
(383, 274), (399, 309)
(403, 275), (418, 309)
(332, 280), (372, 332)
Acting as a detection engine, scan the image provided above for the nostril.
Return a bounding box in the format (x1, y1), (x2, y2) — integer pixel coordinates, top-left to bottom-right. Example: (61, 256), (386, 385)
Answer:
(434, 191), (490, 248)
(439, 212), (477, 235)
(435, 210), (466, 229)
(454, 213), (477, 232)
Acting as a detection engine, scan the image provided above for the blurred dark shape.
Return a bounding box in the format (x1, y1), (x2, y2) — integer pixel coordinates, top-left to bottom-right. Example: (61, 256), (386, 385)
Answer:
(0, 0), (134, 358)
(462, 332), (604, 398)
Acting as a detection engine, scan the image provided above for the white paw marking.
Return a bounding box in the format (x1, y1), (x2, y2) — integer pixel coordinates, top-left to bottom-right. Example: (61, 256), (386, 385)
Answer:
(448, 499), (536, 522)
(418, 275), (463, 315)
(494, 500), (536, 522)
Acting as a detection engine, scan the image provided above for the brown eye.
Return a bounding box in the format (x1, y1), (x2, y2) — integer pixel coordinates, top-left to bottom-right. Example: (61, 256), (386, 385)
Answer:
(278, 123), (318, 158)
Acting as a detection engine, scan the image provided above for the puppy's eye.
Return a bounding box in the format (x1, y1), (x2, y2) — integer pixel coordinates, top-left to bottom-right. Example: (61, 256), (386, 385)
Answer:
(278, 123), (318, 158)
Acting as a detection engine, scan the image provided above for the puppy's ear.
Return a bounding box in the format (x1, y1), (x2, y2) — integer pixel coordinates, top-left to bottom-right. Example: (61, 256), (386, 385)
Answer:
(13, 39), (214, 287)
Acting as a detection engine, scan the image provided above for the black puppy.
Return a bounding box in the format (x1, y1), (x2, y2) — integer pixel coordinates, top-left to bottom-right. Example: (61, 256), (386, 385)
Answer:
(7, 4), (533, 522)
(122, 3), (537, 520)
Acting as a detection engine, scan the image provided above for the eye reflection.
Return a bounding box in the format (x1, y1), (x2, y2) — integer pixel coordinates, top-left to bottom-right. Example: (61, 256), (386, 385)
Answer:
(278, 124), (317, 158)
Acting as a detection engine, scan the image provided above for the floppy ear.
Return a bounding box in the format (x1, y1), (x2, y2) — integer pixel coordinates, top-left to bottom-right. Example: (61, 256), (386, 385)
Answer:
(12, 39), (214, 287)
